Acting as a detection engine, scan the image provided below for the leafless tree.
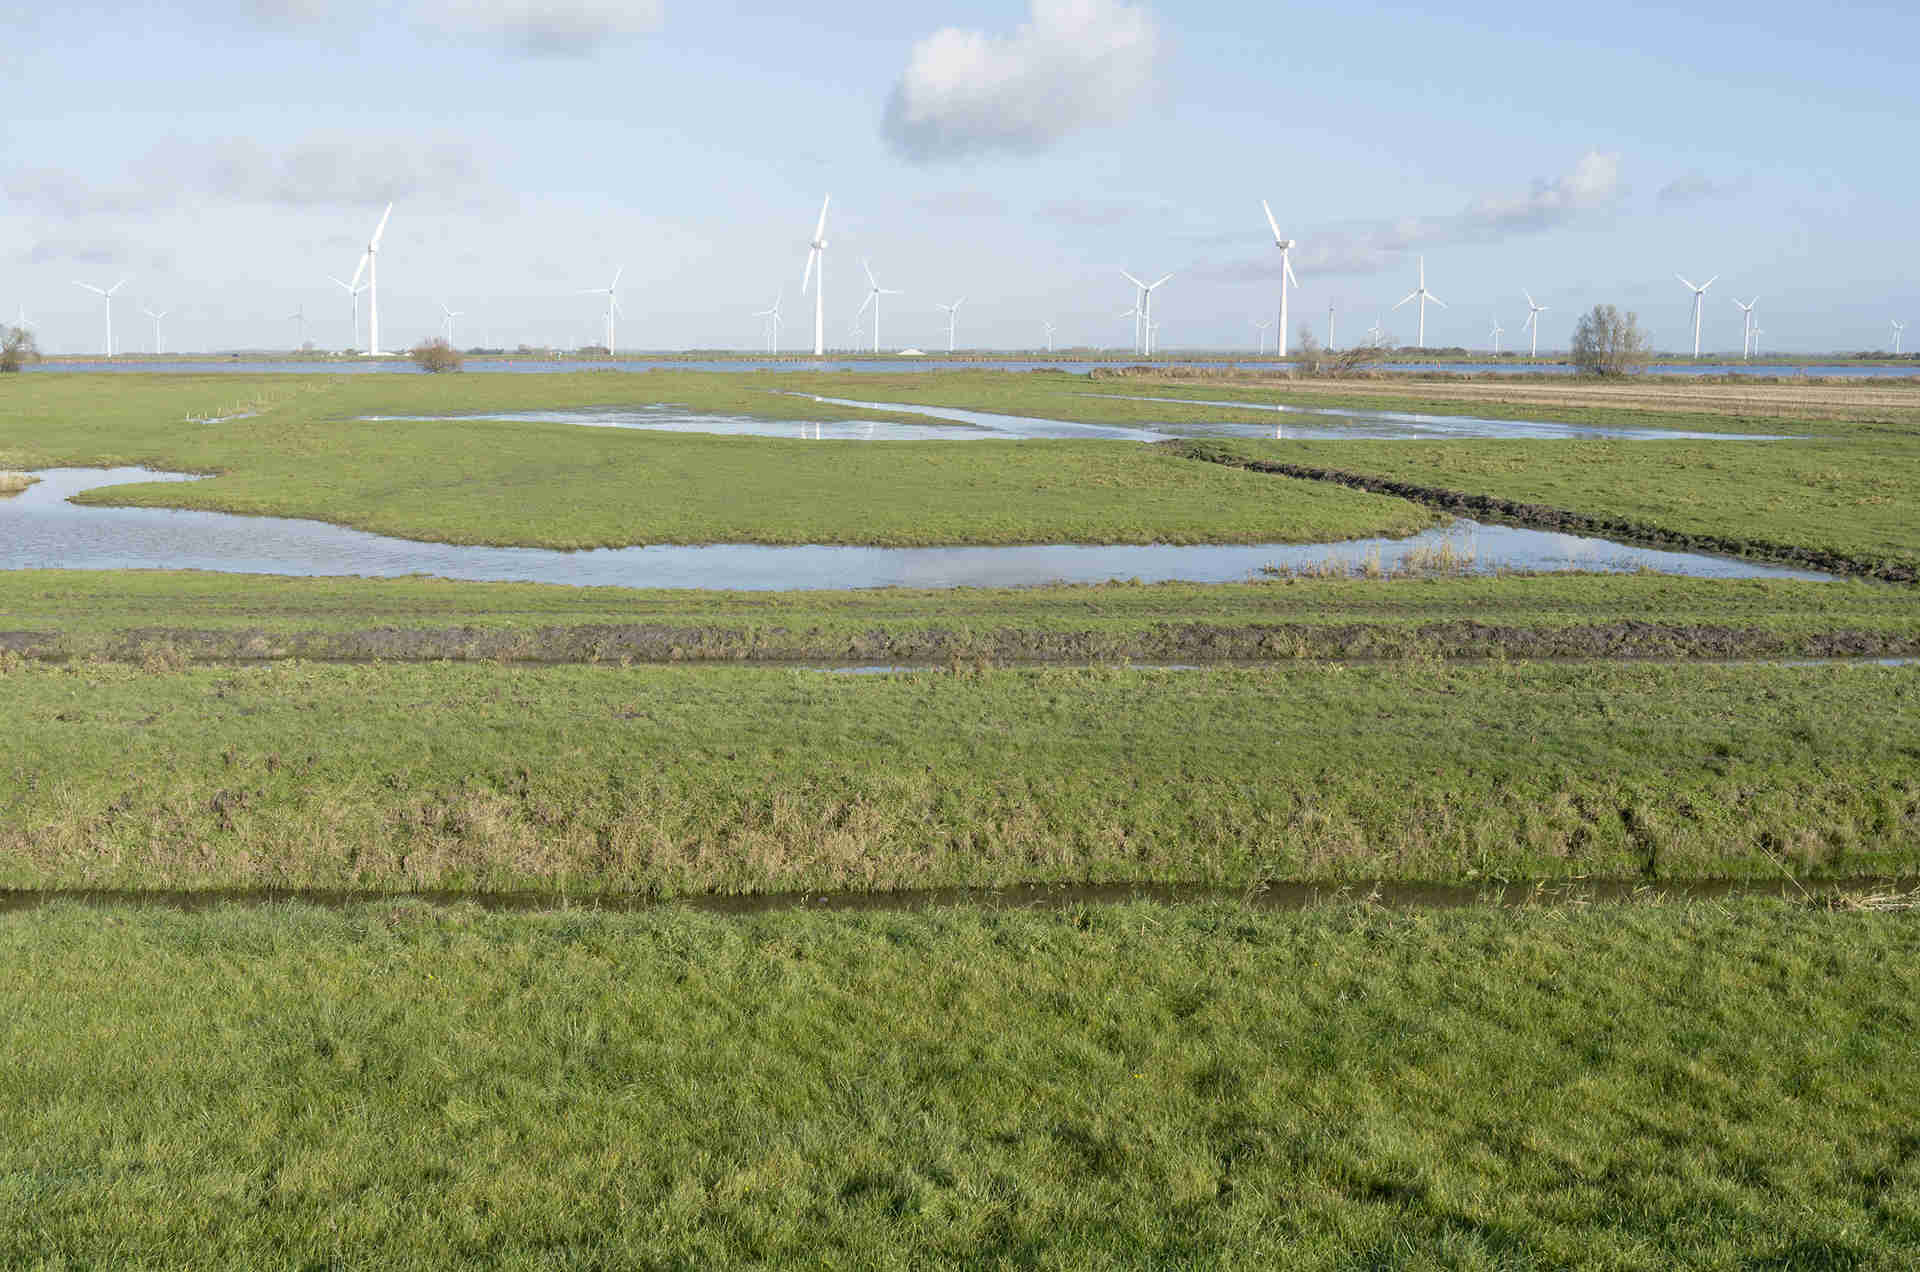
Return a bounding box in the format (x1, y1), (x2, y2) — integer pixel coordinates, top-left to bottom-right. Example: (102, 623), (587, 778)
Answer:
(1570, 305), (1650, 377)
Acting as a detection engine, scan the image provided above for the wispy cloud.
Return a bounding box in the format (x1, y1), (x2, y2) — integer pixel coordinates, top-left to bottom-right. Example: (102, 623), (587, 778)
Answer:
(1656, 170), (1751, 210)
(212, 0), (663, 54)
(883, 0), (1160, 163)
(1197, 151), (1627, 281)
(5, 136), (496, 216)
(21, 234), (172, 271)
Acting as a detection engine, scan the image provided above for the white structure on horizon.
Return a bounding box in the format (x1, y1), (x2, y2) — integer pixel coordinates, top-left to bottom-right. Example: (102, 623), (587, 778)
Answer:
(1392, 257), (1445, 348)
(1043, 320), (1057, 353)
(857, 260), (902, 354)
(1892, 319), (1906, 356)
(1676, 273), (1718, 358)
(579, 267), (623, 352)
(1523, 292), (1548, 356)
(1489, 317), (1505, 355)
(800, 195), (831, 357)
(1120, 270), (1172, 356)
(754, 291), (783, 353)
(936, 297), (965, 353)
(327, 269), (369, 351)
(143, 305), (171, 354)
(1732, 297), (1758, 361)
(360, 203), (394, 356)
(1326, 300), (1336, 351)
(72, 278), (129, 356)
(1251, 317), (1272, 354)
(1260, 200), (1300, 357)
(439, 302), (463, 347)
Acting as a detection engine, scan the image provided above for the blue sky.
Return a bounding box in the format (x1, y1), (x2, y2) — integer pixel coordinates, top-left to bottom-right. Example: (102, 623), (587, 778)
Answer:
(3, 0), (1913, 354)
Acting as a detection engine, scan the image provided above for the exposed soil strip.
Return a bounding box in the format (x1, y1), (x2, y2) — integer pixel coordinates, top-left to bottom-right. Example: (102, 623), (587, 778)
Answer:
(2, 877), (1913, 918)
(1170, 441), (1918, 582)
(4, 622), (1918, 665)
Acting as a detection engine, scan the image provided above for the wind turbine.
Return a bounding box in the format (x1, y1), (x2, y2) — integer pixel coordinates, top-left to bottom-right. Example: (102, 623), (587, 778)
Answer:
(1121, 271), (1172, 356)
(1326, 300), (1337, 351)
(72, 278), (129, 356)
(1732, 297), (1758, 360)
(1489, 317), (1504, 355)
(935, 298), (965, 353)
(360, 203), (394, 356)
(13, 304), (30, 334)
(1392, 257), (1445, 348)
(439, 302), (462, 347)
(328, 266), (368, 351)
(753, 291), (783, 354)
(1750, 324), (1763, 357)
(1676, 273), (1718, 358)
(579, 267), (623, 352)
(1042, 321), (1057, 353)
(1522, 292), (1549, 357)
(857, 260), (901, 354)
(1260, 200), (1300, 357)
(1251, 318), (1273, 354)
(800, 195), (830, 357)
(143, 305), (171, 355)
(288, 304), (307, 351)
(1891, 319), (1905, 356)
(1367, 318), (1386, 345)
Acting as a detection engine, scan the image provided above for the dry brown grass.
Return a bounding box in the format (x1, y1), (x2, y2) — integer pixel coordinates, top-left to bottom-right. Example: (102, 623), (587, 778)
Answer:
(0, 470), (38, 496)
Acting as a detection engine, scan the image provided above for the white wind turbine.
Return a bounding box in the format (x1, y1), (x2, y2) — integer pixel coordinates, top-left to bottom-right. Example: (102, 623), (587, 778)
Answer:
(1042, 321), (1057, 353)
(1489, 317), (1505, 355)
(1367, 318), (1386, 344)
(1260, 200), (1300, 357)
(800, 195), (830, 357)
(1522, 292), (1548, 357)
(1676, 273), (1718, 357)
(857, 260), (901, 354)
(360, 203), (394, 356)
(579, 267), (623, 352)
(1891, 319), (1906, 356)
(143, 304), (171, 354)
(1750, 324), (1763, 356)
(439, 302), (462, 347)
(13, 304), (31, 333)
(288, 304), (307, 351)
(1251, 318), (1272, 354)
(936, 297), (965, 353)
(1326, 300), (1337, 351)
(328, 265), (369, 352)
(1392, 257), (1445, 348)
(72, 278), (129, 356)
(1732, 297), (1758, 360)
(753, 291), (783, 354)
(1120, 271), (1172, 356)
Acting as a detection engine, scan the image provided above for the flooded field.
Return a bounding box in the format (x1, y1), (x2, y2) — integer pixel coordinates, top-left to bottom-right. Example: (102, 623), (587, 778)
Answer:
(4, 467), (1840, 585)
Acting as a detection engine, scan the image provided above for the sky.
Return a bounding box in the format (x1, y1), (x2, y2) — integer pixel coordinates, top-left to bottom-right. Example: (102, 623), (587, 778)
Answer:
(3, 0), (1915, 356)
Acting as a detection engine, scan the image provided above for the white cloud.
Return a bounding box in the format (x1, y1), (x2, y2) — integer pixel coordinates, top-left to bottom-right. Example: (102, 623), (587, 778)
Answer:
(1657, 170), (1751, 210)
(883, 0), (1160, 163)
(1199, 150), (1627, 281)
(422, 0), (664, 55)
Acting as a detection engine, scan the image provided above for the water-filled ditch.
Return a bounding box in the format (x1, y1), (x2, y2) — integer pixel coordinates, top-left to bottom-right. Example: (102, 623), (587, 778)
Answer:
(3, 468), (1840, 587)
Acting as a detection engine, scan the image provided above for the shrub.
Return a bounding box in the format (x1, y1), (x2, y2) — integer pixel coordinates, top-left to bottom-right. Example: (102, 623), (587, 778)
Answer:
(1, 326), (40, 373)
(411, 338), (464, 373)
(1570, 305), (1650, 377)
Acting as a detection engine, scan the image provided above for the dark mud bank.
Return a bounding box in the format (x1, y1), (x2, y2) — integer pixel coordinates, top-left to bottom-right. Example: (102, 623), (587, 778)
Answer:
(4, 620), (1918, 665)
(1170, 441), (1919, 583)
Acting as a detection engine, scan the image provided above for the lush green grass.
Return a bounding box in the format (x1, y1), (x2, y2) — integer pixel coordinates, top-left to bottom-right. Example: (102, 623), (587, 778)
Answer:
(3, 899), (1917, 1267)
(2, 570), (1917, 664)
(0, 372), (1433, 547)
(4, 658), (1915, 893)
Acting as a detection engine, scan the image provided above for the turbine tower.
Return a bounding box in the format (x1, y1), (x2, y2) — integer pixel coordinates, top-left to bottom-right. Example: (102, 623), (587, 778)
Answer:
(328, 267), (368, 351)
(143, 305), (170, 355)
(1523, 292), (1548, 357)
(361, 203), (394, 356)
(1732, 297), (1758, 361)
(1326, 300), (1336, 351)
(1121, 271), (1172, 356)
(754, 291), (783, 354)
(579, 267), (623, 352)
(72, 278), (129, 356)
(1392, 257), (1445, 348)
(800, 195), (830, 357)
(1891, 319), (1905, 356)
(936, 297), (965, 353)
(288, 304), (306, 351)
(1250, 318), (1272, 354)
(1675, 273), (1718, 358)
(439, 302), (462, 347)
(1260, 200), (1300, 357)
(1043, 321), (1057, 353)
(856, 260), (901, 354)
(1489, 317), (1504, 355)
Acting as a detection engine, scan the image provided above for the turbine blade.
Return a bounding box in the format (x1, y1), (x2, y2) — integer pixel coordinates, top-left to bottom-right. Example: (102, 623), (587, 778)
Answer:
(1393, 292), (1417, 309)
(802, 247), (818, 291)
(863, 259), (877, 290)
(857, 293), (875, 316)
(1284, 259), (1299, 289)
(813, 195), (830, 241)
(1150, 274), (1173, 289)
(1676, 274), (1697, 290)
(610, 265), (624, 289)
(1701, 276), (1718, 290)
(1120, 270), (1146, 289)
(369, 202), (394, 251)
(1262, 199), (1282, 241)
(1428, 294), (1448, 309)
(1524, 291), (1536, 308)
(349, 252), (369, 291)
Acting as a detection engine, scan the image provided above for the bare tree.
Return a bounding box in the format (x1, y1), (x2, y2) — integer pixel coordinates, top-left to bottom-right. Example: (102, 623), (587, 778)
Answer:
(1570, 304), (1650, 377)
(1328, 334), (1396, 374)
(410, 337), (464, 373)
(1, 326), (39, 374)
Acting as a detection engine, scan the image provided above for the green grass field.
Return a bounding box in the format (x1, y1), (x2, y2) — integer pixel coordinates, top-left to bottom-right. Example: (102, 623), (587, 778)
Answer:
(5, 657), (1915, 894)
(3, 898), (1917, 1267)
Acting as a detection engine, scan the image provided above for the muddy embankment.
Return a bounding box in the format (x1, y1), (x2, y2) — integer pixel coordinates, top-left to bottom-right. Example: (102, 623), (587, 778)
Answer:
(2, 620), (1916, 666)
(1170, 441), (1919, 583)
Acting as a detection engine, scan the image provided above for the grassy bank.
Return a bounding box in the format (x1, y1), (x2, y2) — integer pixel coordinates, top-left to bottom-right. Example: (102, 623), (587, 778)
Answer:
(2, 899), (1917, 1266)
(0, 372), (1433, 548)
(2, 570), (1917, 664)
(4, 658), (1915, 893)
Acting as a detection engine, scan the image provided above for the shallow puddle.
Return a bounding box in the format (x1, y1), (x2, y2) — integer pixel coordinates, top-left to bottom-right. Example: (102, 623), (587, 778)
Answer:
(1090, 394), (1807, 441)
(2, 468), (1840, 587)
